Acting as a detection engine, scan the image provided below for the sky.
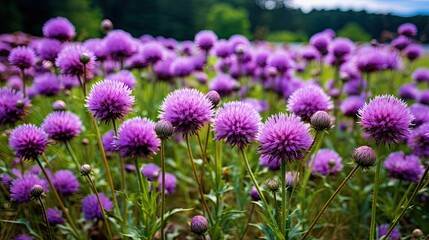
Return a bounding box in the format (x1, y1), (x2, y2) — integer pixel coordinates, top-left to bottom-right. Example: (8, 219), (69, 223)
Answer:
(289, 0), (429, 16)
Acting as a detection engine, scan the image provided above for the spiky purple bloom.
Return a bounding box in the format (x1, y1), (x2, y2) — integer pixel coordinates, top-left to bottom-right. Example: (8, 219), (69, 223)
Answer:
(214, 40), (232, 58)
(1, 173), (13, 188)
(384, 152), (424, 183)
(13, 234), (34, 240)
(404, 43), (422, 61)
(309, 149), (343, 176)
(259, 155), (281, 170)
(104, 29), (137, 60)
(413, 68), (429, 83)
(267, 52), (294, 74)
(378, 224), (401, 240)
(107, 70), (136, 89)
(408, 123), (429, 158)
(249, 186), (261, 201)
(43, 17), (75, 41)
(141, 42), (164, 64)
(399, 83), (418, 100)
(259, 114), (312, 164)
(102, 130), (116, 152)
(194, 30), (217, 52)
(46, 208), (65, 225)
(115, 117), (160, 158)
(398, 23), (417, 37)
(10, 174), (48, 203)
(156, 172), (177, 195)
(86, 79), (135, 124)
(340, 96), (366, 117)
(9, 124), (48, 160)
(154, 58), (173, 81)
(209, 73), (239, 97)
(36, 38), (63, 62)
(42, 111), (82, 142)
(329, 37), (354, 58)
(410, 103), (429, 127)
(81, 193), (113, 220)
(8, 46), (36, 70)
(301, 46), (320, 62)
(141, 163), (160, 181)
(33, 73), (61, 96)
(391, 36), (411, 51)
(355, 47), (385, 73)
(160, 88), (213, 135)
(358, 95), (413, 145)
(0, 87), (30, 125)
(213, 101), (261, 149)
(287, 85), (333, 121)
(56, 45), (96, 76)
(171, 57), (193, 77)
(310, 33), (330, 55)
(53, 170), (79, 196)
(84, 38), (108, 61)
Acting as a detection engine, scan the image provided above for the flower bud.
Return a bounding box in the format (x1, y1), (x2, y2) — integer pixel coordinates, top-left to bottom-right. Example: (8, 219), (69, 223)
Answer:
(101, 19), (113, 33)
(79, 53), (91, 64)
(190, 215), (208, 235)
(412, 228), (423, 238)
(249, 186), (261, 201)
(30, 184), (44, 198)
(80, 164), (92, 176)
(154, 120), (174, 139)
(352, 146), (376, 168)
(205, 90), (221, 108)
(52, 100), (66, 111)
(81, 138), (89, 145)
(266, 179), (279, 192)
(310, 111), (332, 131)
(16, 100), (25, 109)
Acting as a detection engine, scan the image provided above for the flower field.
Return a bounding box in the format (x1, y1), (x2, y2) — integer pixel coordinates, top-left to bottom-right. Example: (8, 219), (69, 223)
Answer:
(0, 17), (429, 240)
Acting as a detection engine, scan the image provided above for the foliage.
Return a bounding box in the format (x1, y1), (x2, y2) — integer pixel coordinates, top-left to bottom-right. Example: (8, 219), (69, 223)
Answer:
(206, 3), (251, 39)
(337, 22), (372, 42)
(265, 30), (308, 43)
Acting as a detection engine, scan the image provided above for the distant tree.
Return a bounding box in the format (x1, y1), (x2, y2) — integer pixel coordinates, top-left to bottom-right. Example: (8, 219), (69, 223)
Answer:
(206, 3), (251, 39)
(266, 30), (307, 42)
(337, 22), (372, 42)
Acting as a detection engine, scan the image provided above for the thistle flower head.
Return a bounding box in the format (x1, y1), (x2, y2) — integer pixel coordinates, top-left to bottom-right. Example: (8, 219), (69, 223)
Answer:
(46, 208), (65, 225)
(0, 87), (31, 125)
(398, 23), (417, 37)
(378, 224), (401, 240)
(352, 146), (376, 168)
(141, 163), (160, 181)
(209, 73), (240, 97)
(287, 85), (333, 121)
(56, 45), (96, 76)
(104, 29), (137, 59)
(81, 193), (113, 220)
(156, 172), (177, 195)
(384, 152), (424, 183)
(9, 124), (48, 160)
(190, 215), (208, 235)
(249, 186), (261, 201)
(309, 149), (343, 176)
(408, 123), (429, 158)
(36, 38), (63, 62)
(8, 46), (36, 70)
(107, 70), (136, 89)
(10, 174), (48, 203)
(42, 111), (82, 142)
(195, 30), (217, 52)
(43, 17), (76, 41)
(53, 170), (80, 196)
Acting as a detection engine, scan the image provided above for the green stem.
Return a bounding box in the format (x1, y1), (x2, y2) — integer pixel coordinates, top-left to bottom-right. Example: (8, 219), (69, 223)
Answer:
(35, 157), (80, 238)
(86, 175), (114, 240)
(301, 165), (360, 240)
(160, 140), (166, 240)
(64, 142), (81, 173)
(112, 119), (127, 228)
(369, 145), (383, 240)
(239, 204), (254, 240)
(134, 157), (144, 194)
(37, 197), (53, 240)
(383, 163), (429, 239)
(393, 183), (413, 217)
(20, 69), (26, 98)
(281, 160), (287, 235)
(41, 154), (54, 173)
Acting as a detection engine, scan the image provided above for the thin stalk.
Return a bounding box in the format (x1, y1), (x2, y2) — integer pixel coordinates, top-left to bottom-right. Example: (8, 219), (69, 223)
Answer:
(35, 157), (80, 238)
(37, 197), (53, 240)
(239, 204), (254, 240)
(383, 164), (429, 239)
(301, 165), (360, 240)
(196, 133), (207, 193)
(134, 157), (144, 194)
(112, 119), (127, 227)
(393, 183), (413, 217)
(160, 139), (166, 240)
(369, 145), (383, 240)
(82, 64), (87, 96)
(64, 142), (81, 173)
(41, 154), (54, 173)
(185, 134), (213, 223)
(20, 69), (26, 98)
(281, 160), (287, 235)
(273, 191), (279, 224)
(86, 175), (114, 240)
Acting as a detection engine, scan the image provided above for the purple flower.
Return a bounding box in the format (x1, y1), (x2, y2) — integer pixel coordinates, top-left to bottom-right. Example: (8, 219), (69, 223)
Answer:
(285, 171), (299, 187)
(398, 23), (417, 37)
(399, 83), (418, 100)
(329, 37), (354, 58)
(190, 215), (208, 235)
(378, 224), (401, 240)
(384, 152), (424, 183)
(258, 114), (313, 164)
(141, 42), (164, 64)
(0, 87), (30, 125)
(418, 90), (429, 105)
(46, 208), (65, 225)
(209, 73), (239, 97)
(9, 124), (48, 160)
(287, 85), (333, 121)
(259, 155), (281, 170)
(36, 38), (63, 62)
(159, 88), (213, 135)
(309, 149), (343, 176)
(42, 111), (82, 142)
(413, 68), (429, 83)
(249, 186), (261, 201)
(154, 58), (173, 81)
(408, 123), (429, 158)
(340, 96), (366, 117)
(107, 70), (136, 89)
(391, 36), (411, 51)
(358, 95), (413, 145)
(13, 234), (34, 240)
(410, 103), (429, 127)
(213, 101), (261, 149)
(310, 33), (330, 55)
(115, 117), (160, 158)
(8, 46), (36, 70)
(53, 170), (79, 196)
(56, 45), (96, 76)
(242, 98), (269, 113)
(171, 57), (193, 78)
(141, 163), (160, 181)
(214, 40), (232, 58)
(33, 73), (61, 96)
(81, 193), (113, 220)
(86, 79), (135, 124)
(104, 29), (137, 60)
(156, 172), (177, 195)
(255, 49), (270, 67)
(43, 17), (76, 41)
(84, 38), (108, 61)
(301, 46), (320, 62)
(194, 30), (217, 52)
(267, 51), (294, 74)
(404, 44), (422, 61)
(355, 47), (385, 73)
(102, 130), (116, 153)
(10, 174), (48, 203)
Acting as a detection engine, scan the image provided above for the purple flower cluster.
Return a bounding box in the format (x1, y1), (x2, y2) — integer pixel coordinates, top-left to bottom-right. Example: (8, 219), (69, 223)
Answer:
(81, 193), (113, 221)
(10, 174), (48, 203)
(384, 152), (424, 183)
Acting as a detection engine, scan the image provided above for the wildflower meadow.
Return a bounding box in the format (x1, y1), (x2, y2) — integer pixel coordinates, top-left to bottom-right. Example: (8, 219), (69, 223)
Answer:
(1, 17), (429, 240)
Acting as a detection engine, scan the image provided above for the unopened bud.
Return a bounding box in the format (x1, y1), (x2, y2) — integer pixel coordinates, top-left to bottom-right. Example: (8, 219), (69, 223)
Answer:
(30, 184), (44, 198)
(352, 146), (376, 168)
(412, 229), (423, 238)
(190, 215), (208, 235)
(249, 186), (261, 201)
(81, 138), (89, 145)
(101, 19), (113, 33)
(16, 100), (24, 108)
(80, 164), (92, 176)
(205, 90), (221, 108)
(310, 111), (332, 131)
(155, 120), (174, 139)
(52, 100), (66, 111)
(266, 179), (280, 192)
(79, 53), (91, 65)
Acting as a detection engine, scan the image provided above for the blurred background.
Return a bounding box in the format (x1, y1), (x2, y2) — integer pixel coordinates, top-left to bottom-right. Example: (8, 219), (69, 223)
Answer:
(1, 0), (429, 43)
